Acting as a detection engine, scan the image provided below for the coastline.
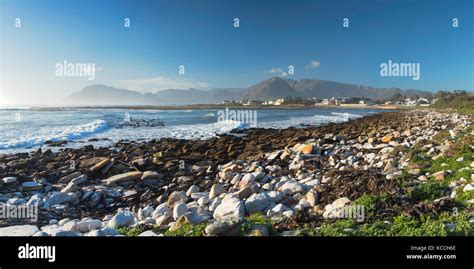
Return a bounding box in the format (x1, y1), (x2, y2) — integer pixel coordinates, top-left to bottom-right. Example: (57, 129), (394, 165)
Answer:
(18, 104), (402, 111)
(0, 109), (473, 237)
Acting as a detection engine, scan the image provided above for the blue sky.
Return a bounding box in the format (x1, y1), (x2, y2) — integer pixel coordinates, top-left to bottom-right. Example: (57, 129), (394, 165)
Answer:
(1, 0), (473, 105)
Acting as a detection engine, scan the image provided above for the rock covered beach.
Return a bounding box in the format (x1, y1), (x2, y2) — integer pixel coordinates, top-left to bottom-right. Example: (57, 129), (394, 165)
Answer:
(0, 110), (473, 236)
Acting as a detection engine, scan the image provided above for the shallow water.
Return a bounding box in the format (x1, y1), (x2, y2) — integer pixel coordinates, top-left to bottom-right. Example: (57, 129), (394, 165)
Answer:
(0, 107), (394, 153)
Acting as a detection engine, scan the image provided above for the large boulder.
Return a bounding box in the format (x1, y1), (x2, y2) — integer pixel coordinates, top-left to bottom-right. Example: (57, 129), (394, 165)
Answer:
(244, 193), (269, 214)
(213, 197), (245, 221)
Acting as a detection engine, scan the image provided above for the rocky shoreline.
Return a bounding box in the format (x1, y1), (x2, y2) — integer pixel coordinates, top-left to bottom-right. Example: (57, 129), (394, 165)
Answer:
(0, 110), (473, 236)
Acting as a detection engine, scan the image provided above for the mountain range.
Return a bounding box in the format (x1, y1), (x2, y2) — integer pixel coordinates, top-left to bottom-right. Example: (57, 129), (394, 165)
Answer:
(64, 77), (432, 106)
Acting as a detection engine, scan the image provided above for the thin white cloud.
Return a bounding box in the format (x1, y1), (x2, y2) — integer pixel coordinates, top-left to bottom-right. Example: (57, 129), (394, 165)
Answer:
(264, 67), (290, 77)
(264, 67), (283, 74)
(306, 60), (320, 69)
(116, 76), (209, 91)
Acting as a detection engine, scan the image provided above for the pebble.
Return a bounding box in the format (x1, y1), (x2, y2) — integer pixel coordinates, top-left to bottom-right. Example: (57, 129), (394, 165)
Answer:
(21, 181), (43, 191)
(186, 185), (200, 196)
(463, 183), (474, 192)
(2, 176), (17, 184)
(209, 183), (224, 199)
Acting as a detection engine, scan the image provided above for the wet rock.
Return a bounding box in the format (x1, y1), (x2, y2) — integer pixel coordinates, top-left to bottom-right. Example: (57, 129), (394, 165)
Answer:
(21, 181), (43, 191)
(2, 176), (17, 184)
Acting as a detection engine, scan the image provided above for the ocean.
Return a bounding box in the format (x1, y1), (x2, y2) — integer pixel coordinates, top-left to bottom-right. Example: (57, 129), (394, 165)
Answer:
(0, 107), (393, 153)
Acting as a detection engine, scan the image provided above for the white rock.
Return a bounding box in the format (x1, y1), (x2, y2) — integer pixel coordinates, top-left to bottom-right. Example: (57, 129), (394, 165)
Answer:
(267, 191), (283, 203)
(155, 212), (173, 226)
(278, 181), (304, 194)
(244, 193), (269, 214)
(213, 197), (244, 221)
(142, 206), (154, 218)
(190, 192), (209, 200)
(58, 218), (70, 226)
(26, 194), (43, 207)
(152, 203), (170, 219)
(138, 230), (160, 236)
(76, 219), (102, 233)
(61, 221), (78, 232)
(209, 184), (224, 199)
(107, 210), (135, 228)
(332, 197), (351, 208)
(41, 225), (62, 236)
(44, 192), (73, 207)
(0, 225), (39, 236)
(173, 202), (188, 220)
(463, 183), (474, 192)
(100, 227), (121, 236)
(85, 230), (106, 236)
(270, 204), (287, 214)
(198, 196), (211, 206)
(33, 231), (50, 236)
(186, 185), (200, 197)
(2, 177), (17, 184)
(209, 197), (222, 212)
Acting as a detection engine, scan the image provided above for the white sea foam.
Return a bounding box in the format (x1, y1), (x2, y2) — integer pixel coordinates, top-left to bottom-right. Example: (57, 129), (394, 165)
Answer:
(0, 119), (109, 150)
(260, 112), (362, 129)
(331, 112), (363, 119)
